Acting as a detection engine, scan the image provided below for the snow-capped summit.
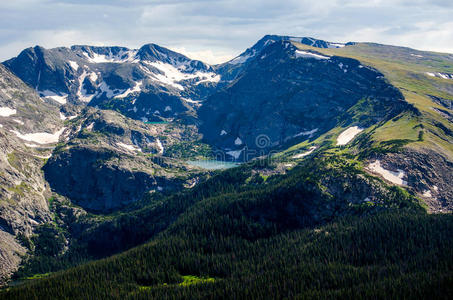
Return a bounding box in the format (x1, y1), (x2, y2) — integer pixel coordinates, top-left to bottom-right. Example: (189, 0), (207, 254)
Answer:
(3, 43), (224, 122)
(225, 35), (347, 66)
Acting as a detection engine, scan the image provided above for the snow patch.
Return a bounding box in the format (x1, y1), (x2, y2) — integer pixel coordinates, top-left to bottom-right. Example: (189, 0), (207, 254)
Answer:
(24, 143), (39, 148)
(59, 113), (76, 121)
(294, 128), (318, 138)
(34, 153), (52, 159)
(115, 81), (143, 99)
(89, 72), (98, 82)
(0, 107), (16, 117)
(144, 62), (184, 90)
(156, 138), (164, 154)
(13, 119), (24, 125)
(329, 43), (345, 48)
(143, 61), (220, 90)
(83, 49), (138, 64)
(77, 71), (98, 102)
(293, 146), (317, 159)
(39, 90), (68, 104)
(116, 142), (141, 152)
(98, 81), (123, 98)
(229, 50), (256, 65)
(195, 74), (221, 85)
(181, 97), (201, 105)
(86, 122), (94, 131)
(368, 160), (407, 186)
(426, 72), (453, 80)
(10, 127), (66, 144)
(336, 126), (363, 146)
(68, 60), (79, 71)
(410, 54), (423, 58)
(226, 149), (244, 160)
(295, 50), (330, 60)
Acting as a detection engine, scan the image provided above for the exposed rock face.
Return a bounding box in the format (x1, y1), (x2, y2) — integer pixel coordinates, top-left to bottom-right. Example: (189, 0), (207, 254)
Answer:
(370, 149), (453, 213)
(200, 41), (408, 159)
(43, 146), (177, 212)
(0, 230), (25, 284)
(0, 64), (63, 284)
(42, 108), (198, 212)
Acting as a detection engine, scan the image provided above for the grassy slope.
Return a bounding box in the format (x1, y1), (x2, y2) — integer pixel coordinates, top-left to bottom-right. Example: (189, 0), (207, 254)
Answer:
(291, 42), (453, 160)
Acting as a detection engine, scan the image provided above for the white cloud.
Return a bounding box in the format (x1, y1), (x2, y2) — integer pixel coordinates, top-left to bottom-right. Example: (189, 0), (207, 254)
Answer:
(0, 0), (452, 62)
(169, 47), (234, 64)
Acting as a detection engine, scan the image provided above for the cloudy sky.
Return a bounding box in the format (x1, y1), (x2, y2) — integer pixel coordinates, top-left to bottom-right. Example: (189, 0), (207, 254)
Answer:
(1, 0), (452, 64)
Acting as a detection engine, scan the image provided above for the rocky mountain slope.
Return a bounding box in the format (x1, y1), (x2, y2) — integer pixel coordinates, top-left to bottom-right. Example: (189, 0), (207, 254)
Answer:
(0, 61), (209, 282)
(0, 64), (62, 281)
(2, 36), (346, 125)
(3, 44), (221, 122)
(200, 40), (409, 159)
(43, 107), (204, 212)
(280, 41), (453, 212)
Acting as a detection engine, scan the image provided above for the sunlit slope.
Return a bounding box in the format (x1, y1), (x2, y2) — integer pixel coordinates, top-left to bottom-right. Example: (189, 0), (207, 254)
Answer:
(293, 42), (453, 159)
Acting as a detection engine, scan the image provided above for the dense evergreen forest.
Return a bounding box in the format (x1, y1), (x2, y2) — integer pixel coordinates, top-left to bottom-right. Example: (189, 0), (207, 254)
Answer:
(1, 154), (452, 299)
(1, 211), (452, 299)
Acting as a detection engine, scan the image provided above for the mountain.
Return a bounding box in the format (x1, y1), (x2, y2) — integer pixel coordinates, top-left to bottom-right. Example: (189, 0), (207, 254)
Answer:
(215, 35), (347, 80)
(285, 41), (453, 211)
(0, 58), (209, 280)
(42, 107), (203, 212)
(1, 35), (348, 125)
(3, 44), (221, 122)
(0, 64), (62, 281)
(200, 40), (409, 159)
(0, 35), (452, 297)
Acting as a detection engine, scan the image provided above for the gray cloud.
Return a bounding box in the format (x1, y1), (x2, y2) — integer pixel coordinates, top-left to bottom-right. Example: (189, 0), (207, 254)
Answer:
(0, 0), (452, 64)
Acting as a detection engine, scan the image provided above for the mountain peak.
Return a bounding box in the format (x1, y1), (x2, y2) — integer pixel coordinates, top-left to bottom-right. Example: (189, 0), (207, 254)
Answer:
(137, 43), (188, 63)
(225, 35), (348, 66)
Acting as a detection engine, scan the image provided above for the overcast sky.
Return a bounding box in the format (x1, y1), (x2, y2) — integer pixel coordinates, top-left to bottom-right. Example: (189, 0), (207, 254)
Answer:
(1, 0), (453, 64)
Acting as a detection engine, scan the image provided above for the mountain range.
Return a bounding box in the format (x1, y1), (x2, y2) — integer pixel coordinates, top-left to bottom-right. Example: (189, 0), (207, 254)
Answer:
(0, 35), (452, 299)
